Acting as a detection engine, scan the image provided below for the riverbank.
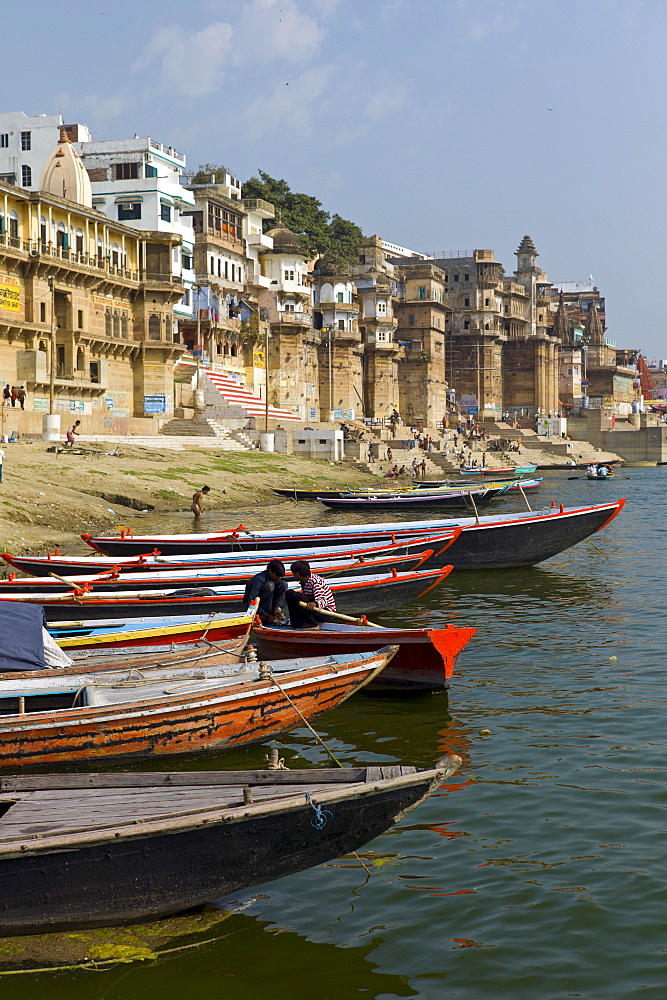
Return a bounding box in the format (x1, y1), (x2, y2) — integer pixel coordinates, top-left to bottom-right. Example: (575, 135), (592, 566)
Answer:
(0, 442), (375, 556)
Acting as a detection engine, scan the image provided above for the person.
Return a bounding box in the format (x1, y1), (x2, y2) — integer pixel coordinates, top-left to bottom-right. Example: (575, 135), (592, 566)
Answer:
(586, 464), (596, 476)
(367, 442), (375, 463)
(17, 386), (25, 411)
(65, 420), (81, 448)
(385, 464), (399, 478)
(598, 464), (609, 477)
(411, 456), (420, 477)
(284, 560), (336, 629)
(10, 387), (17, 408)
(190, 485), (210, 517)
(243, 559), (288, 625)
(568, 458), (577, 467)
(386, 446), (393, 463)
(2, 386), (9, 406)
(396, 464), (406, 475)
(420, 458), (427, 478)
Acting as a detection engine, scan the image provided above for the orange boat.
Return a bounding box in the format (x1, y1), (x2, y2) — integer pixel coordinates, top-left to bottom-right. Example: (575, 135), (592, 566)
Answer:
(0, 643), (397, 769)
(253, 620), (476, 692)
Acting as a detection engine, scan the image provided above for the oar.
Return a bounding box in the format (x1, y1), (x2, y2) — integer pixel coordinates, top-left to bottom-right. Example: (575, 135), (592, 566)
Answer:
(296, 600), (381, 627)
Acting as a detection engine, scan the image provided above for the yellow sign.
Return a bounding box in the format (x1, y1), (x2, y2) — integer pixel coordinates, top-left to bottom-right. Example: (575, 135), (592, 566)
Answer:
(0, 273), (20, 312)
(253, 349), (265, 368)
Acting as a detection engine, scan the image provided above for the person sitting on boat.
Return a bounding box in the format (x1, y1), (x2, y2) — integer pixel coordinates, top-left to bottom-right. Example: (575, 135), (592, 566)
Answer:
(284, 560), (336, 630)
(586, 464), (597, 475)
(598, 464), (609, 477)
(243, 559), (288, 625)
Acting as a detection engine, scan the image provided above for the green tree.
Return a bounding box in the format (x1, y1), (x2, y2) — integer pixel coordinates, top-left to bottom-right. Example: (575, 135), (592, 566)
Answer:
(242, 170), (363, 265)
(188, 162), (230, 185)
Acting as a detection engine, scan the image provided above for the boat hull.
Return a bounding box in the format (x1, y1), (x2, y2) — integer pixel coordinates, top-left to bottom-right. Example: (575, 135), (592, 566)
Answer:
(0, 762), (458, 934)
(49, 612), (255, 650)
(0, 649), (394, 769)
(254, 622), (476, 691)
(79, 501), (625, 570)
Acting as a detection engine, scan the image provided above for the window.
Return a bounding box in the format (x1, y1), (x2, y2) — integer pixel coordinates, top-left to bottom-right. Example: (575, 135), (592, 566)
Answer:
(418, 286), (426, 300)
(464, 274), (470, 282)
(377, 301), (387, 315)
(207, 203), (242, 240)
(210, 256), (215, 274)
(464, 298), (470, 307)
(224, 261), (229, 279)
(444, 273), (449, 282)
(145, 164), (158, 178)
(231, 264), (236, 282)
(40, 302), (46, 323)
(454, 274), (459, 282)
(337, 291), (344, 303)
(115, 162), (138, 180)
(111, 244), (119, 267)
(21, 165), (31, 187)
(464, 321), (470, 330)
(338, 319), (345, 331)
(9, 212), (18, 244)
(77, 310), (84, 330)
(182, 253), (192, 270)
(231, 343), (238, 357)
(118, 202), (141, 221)
(20, 131), (31, 151)
(284, 302), (295, 313)
(485, 298), (490, 306)
(160, 203), (171, 222)
(408, 315), (414, 326)
(217, 259), (222, 277)
(0, 135), (7, 148)
(75, 230), (83, 254)
(148, 314), (161, 339)
(121, 315), (128, 338)
(105, 311), (112, 336)
(376, 330), (390, 343)
(284, 269), (295, 281)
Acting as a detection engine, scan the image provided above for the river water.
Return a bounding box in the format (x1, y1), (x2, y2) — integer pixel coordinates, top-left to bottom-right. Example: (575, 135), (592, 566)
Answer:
(4, 470), (665, 999)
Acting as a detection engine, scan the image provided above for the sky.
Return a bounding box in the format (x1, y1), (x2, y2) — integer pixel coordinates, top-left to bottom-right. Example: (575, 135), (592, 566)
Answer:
(3, 0), (666, 356)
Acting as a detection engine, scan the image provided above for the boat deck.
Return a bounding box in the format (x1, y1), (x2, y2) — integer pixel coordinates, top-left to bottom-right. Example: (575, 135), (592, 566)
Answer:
(0, 767), (416, 850)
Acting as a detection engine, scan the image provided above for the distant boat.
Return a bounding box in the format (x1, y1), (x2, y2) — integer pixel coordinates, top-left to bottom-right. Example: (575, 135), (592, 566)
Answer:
(317, 485), (509, 511)
(0, 756), (461, 934)
(457, 464), (537, 477)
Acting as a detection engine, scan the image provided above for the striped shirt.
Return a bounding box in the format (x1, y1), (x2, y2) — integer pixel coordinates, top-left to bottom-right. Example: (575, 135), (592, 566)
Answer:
(302, 573), (336, 611)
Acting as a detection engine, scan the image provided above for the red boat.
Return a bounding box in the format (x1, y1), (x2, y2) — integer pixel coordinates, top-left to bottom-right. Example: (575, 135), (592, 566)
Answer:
(253, 619), (477, 692)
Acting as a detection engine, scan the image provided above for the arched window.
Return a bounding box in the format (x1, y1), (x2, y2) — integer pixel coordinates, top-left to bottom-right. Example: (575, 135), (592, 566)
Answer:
(223, 343), (229, 356)
(111, 242), (119, 268)
(76, 228), (84, 255)
(113, 312), (121, 338)
(121, 315), (128, 339)
(97, 237), (103, 265)
(230, 343), (238, 357)
(148, 314), (161, 340)
(76, 347), (85, 371)
(105, 311), (112, 336)
(40, 215), (47, 250)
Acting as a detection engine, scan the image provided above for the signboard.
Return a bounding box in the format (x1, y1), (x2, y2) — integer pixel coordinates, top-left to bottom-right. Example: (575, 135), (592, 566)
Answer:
(0, 273), (20, 313)
(144, 394), (166, 414)
(105, 397), (114, 410)
(466, 405), (479, 416)
(253, 349), (265, 368)
(192, 349), (203, 358)
(33, 398), (48, 413)
(309, 407), (317, 419)
(69, 400), (91, 414)
(581, 379), (590, 387)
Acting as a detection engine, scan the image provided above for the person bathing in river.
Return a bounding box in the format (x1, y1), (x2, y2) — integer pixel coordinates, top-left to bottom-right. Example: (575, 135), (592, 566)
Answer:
(284, 560), (336, 629)
(190, 485), (210, 517)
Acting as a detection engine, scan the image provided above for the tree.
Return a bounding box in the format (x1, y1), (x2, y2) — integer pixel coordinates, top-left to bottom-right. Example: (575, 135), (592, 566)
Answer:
(242, 170), (363, 265)
(188, 162), (230, 185)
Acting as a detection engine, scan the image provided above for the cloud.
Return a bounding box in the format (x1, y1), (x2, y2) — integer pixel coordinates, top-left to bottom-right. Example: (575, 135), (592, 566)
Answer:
(135, 21), (234, 99)
(234, 0), (324, 63)
(243, 65), (335, 140)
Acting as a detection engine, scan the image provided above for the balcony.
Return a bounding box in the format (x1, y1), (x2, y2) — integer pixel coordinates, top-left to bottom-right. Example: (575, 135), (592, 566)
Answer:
(246, 232), (274, 249)
(275, 311), (312, 328)
(242, 198), (275, 219)
(12, 238), (141, 282)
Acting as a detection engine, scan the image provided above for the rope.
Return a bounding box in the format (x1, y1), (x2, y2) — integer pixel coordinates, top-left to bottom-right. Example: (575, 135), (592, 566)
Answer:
(306, 791), (334, 829)
(265, 667), (344, 767)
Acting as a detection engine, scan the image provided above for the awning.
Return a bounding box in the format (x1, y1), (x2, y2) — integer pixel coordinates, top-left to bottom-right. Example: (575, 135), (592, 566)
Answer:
(115, 195), (143, 204)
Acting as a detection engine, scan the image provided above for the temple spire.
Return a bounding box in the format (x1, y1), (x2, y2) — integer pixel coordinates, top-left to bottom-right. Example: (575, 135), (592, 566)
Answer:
(584, 301), (604, 345)
(38, 126), (92, 207)
(551, 291), (569, 341)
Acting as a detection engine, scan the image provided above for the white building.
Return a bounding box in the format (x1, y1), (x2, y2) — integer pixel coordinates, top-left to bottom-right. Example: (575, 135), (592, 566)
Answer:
(79, 137), (195, 326)
(0, 111), (91, 190)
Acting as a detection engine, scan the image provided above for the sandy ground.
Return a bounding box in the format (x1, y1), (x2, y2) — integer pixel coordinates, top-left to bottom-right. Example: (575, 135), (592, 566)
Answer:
(0, 441), (376, 555)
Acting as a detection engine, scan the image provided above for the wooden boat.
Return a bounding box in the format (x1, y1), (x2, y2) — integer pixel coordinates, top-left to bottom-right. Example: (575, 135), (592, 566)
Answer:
(49, 609), (258, 651)
(272, 486), (419, 501)
(79, 501), (625, 571)
(0, 756), (461, 934)
(0, 543), (446, 594)
(586, 473), (615, 480)
(0, 565), (455, 621)
(317, 485), (509, 510)
(456, 464), (537, 477)
(4, 533), (458, 577)
(0, 644), (398, 769)
(416, 477), (543, 493)
(254, 620), (476, 692)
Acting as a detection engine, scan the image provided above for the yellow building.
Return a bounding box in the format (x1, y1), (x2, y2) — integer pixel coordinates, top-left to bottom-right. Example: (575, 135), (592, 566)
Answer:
(0, 128), (183, 436)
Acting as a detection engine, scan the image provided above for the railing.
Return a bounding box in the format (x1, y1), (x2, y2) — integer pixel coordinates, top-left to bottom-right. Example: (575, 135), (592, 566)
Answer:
(242, 198), (275, 216)
(6, 238), (141, 281)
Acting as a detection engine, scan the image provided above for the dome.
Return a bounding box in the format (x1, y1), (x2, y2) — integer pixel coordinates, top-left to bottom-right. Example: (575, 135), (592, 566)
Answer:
(314, 252), (350, 277)
(39, 127), (92, 208)
(264, 221), (304, 254)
